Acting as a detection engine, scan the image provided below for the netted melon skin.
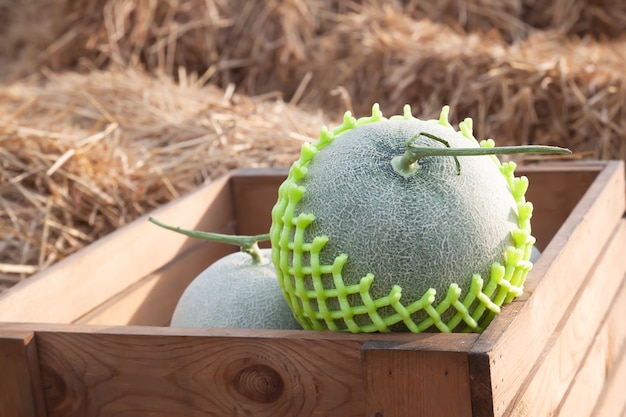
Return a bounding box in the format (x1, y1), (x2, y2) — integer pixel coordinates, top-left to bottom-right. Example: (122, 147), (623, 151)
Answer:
(171, 249), (301, 330)
(270, 105), (535, 333)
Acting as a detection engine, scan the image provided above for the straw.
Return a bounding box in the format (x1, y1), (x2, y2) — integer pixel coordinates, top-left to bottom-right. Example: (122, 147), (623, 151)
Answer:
(1, 0), (625, 290)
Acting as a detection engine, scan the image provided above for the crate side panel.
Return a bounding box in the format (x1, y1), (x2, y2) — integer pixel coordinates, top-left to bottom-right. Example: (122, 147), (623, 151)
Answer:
(469, 161), (625, 417)
(230, 168), (289, 241)
(557, 274), (626, 417)
(0, 174), (234, 324)
(363, 341), (473, 417)
(590, 340), (626, 417)
(74, 240), (235, 326)
(35, 331), (368, 417)
(0, 331), (47, 417)
(506, 220), (626, 416)
(522, 167), (598, 251)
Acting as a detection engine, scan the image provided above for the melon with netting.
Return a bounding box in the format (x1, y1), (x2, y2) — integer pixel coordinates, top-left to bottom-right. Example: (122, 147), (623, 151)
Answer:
(270, 105), (535, 333)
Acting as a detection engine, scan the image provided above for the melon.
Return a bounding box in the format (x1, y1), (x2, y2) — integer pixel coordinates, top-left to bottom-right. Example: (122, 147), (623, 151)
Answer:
(171, 248), (301, 329)
(270, 104), (564, 333)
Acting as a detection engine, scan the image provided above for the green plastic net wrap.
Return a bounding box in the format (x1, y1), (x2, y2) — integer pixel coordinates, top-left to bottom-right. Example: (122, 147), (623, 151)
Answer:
(270, 104), (535, 333)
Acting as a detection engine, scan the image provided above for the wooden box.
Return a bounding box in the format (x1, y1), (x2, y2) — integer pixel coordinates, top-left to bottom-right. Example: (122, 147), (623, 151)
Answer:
(1, 161), (625, 417)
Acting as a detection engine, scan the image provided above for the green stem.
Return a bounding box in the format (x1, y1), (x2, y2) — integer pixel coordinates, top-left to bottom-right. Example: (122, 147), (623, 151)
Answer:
(149, 216), (270, 264)
(391, 132), (572, 177)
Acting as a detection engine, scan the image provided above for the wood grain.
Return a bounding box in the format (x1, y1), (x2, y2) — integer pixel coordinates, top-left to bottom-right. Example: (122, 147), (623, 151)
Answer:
(469, 160), (625, 417)
(74, 169), (288, 326)
(0, 323), (477, 417)
(506, 220), (626, 416)
(230, 167), (289, 240)
(521, 165), (598, 251)
(23, 324), (473, 417)
(35, 331), (364, 416)
(558, 274), (626, 417)
(363, 338), (475, 417)
(74, 239), (235, 326)
(591, 339), (626, 417)
(0, 330), (47, 417)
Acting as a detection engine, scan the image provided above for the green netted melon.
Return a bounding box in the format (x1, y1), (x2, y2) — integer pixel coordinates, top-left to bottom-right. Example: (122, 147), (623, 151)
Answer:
(270, 105), (536, 333)
(170, 249), (301, 329)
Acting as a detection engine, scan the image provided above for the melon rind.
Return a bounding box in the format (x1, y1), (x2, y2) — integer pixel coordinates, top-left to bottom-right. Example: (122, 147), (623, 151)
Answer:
(171, 249), (301, 329)
(270, 104), (535, 333)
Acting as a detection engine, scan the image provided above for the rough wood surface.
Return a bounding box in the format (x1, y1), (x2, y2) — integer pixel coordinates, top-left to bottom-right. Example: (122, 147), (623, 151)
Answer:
(0, 323), (473, 417)
(469, 160), (626, 417)
(363, 339), (474, 417)
(73, 240), (235, 326)
(558, 274), (626, 417)
(74, 169), (289, 326)
(507, 220), (626, 416)
(520, 163), (599, 251)
(590, 321), (626, 417)
(0, 331), (47, 417)
(230, 167), (289, 239)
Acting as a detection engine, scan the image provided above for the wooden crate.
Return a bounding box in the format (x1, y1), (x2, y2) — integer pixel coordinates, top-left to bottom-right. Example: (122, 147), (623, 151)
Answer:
(1, 161), (625, 417)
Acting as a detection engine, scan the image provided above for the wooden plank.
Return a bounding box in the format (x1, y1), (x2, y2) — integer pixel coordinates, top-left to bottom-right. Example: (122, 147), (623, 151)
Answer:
(0, 174), (234, 324)
(230, 167), (289, 241)
(0, 331), (47, 417)
(469, 160), (625, 417)
(557, 274), (626, 417)
(520, 165), (598, 251)
(9, 323), (472, 417)
(363, 338), (475, 417)
(74, 169), (287, 326)
(36, 332), (362, 416)
(505, 220), (626, 416)
(73, 240), (235, 326)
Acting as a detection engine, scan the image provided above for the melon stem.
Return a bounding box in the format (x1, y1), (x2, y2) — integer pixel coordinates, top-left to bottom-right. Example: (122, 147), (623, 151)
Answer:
(391, 133), (572, 177)
(149, 217), (270, 264)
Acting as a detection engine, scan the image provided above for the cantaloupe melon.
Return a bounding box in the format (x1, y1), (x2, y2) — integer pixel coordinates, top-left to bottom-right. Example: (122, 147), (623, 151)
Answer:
(270, 104), (562, 333)
(171, 248), (301, 329)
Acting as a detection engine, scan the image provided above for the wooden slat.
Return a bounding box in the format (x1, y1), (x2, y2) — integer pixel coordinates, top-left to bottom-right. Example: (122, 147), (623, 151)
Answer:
(558, 274), (626, 417)
(520, 164), (599, 251)
(73, 240), (235, 326)
(230, 167), (289, 241)
(0, 331), (47, 417)
(505, 220), (626, 416)
(75, 169), (293, 326)
(37, 332), (362, 416)
(469, 160), (625, 417)
(363, 338), (475, 417)
(0, 174), (234, 324)
(0, 323), (471, 417)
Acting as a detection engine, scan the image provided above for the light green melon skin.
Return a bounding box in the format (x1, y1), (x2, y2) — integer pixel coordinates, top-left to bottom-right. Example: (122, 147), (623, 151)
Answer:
(298, 120), (518, 325)
(170, 249), (301, 329)
(271, 110), (534, 333)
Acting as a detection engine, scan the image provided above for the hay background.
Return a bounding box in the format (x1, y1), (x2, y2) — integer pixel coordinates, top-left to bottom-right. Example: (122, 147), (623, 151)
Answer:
(1, 0), (625, 290)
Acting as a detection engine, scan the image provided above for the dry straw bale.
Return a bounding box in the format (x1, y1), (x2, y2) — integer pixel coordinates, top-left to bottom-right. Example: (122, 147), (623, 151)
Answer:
(0, 67), (325, 289)
(4, 0), (625, 82)
(522, 0), (626, 39)
(1, 0), (623, 159)
(298, 5), (626, 159)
